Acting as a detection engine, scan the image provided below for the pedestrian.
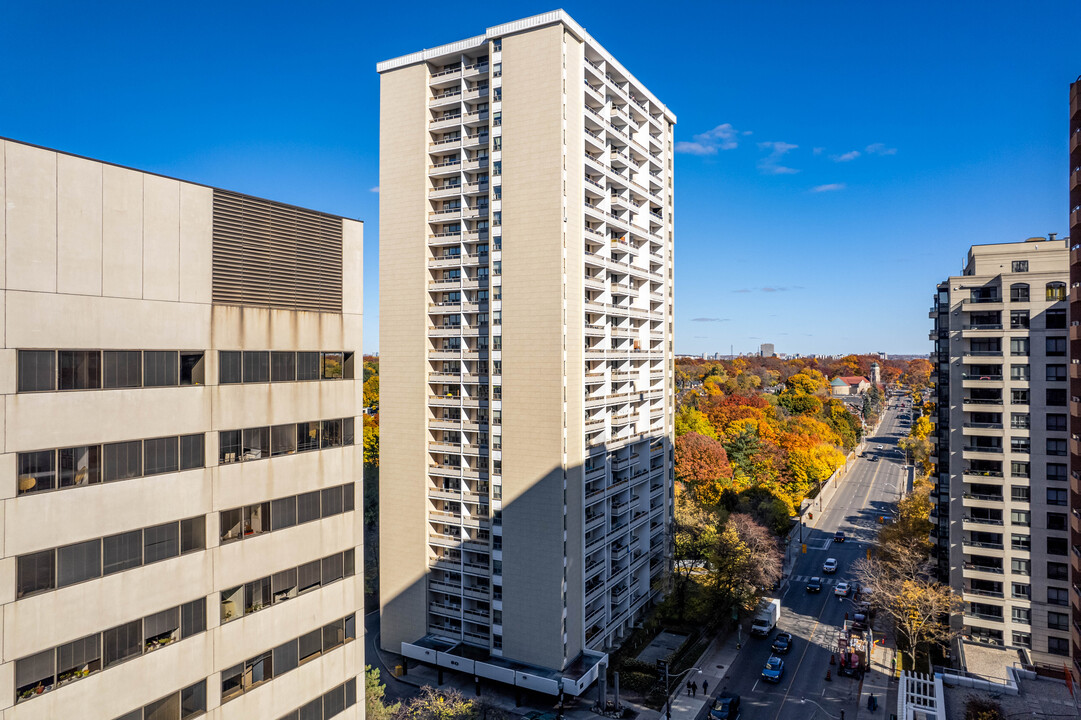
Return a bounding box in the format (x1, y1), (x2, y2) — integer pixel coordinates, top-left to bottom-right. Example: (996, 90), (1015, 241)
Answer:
(686, 681), (691, 696)
(702, 680), (709, 696)
(844, 611), (848, 620)
(691, 681), (697, 697)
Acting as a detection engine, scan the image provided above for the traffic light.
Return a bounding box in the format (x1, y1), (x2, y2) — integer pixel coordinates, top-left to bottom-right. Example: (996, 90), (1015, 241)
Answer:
(801, 543), (807, 554)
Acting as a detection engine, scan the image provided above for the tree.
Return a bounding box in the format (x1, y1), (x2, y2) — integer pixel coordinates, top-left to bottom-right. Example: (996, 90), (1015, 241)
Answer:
(364, 375), (380, 412)
(705, 513), (782, 618)
(785, 368), (829, 395)
(854, 544), (959, 671)
(366, 666), (400, 720)
(396, 686), (475, 720)
(672, 487), (719, 619)
(901, 358), (932, 391)
(675, 405), (718, 439)
(364, 414), (380, 468)
(675, 432), (733, 506)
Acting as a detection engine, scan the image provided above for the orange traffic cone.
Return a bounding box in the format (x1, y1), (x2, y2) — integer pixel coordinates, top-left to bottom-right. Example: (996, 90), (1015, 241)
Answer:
(830, 654), (836, 665)
(825, 670), (832, 682)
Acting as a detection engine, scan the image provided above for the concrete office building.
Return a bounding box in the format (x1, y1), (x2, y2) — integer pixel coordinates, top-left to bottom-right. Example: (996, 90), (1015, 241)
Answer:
(377, 10), (675, 694)
(929, 237), (1072, 665)
(0, 138), (364, 719)
(759, 343), (775, 358)
(1067, 76), (1081, 675)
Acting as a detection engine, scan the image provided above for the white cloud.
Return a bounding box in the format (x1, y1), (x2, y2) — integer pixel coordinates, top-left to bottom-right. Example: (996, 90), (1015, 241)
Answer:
(811, 183), (847, 193)
(369, 186), (380, 193)
(865, 143), (897, 156)
(813, 147), (825, 155)
(757, 141), (799, 175)
(832, 150), (860, 162)
(676, 122), (746, 155)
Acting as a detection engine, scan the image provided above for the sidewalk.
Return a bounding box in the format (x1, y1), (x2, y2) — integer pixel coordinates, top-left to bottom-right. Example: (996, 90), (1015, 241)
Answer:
(855, 622), (898, 719)
(649, 628), (744, 720)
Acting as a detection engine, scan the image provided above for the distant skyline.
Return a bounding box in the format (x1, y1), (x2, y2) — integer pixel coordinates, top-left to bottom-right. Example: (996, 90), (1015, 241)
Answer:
(1, 1), (1077, 354)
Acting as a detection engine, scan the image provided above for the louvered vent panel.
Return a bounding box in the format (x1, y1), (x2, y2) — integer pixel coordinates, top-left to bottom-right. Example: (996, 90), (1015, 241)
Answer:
(212, 190), (343, 312)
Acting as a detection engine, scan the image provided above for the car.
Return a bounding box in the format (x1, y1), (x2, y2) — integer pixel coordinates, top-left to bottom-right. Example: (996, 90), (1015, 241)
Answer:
(876, 445), (883, 450)
(835, 582), (850, 596)
(761, 655), (785, 683)
(709, 692), (741, 720)
(823, 558), (838, 574)
(869, 456), (878, 462)
(833, 531), (845, 543)
(771, 631), (793, 654)
(806, 576), (822, 593)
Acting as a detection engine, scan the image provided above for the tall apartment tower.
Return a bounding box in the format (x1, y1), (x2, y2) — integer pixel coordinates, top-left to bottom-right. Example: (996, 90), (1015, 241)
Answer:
(0, 138), (365, 719)
(1067, 76), (1081, 676)
(377, 10), (676, 693)
(929, 238), (1072, 665)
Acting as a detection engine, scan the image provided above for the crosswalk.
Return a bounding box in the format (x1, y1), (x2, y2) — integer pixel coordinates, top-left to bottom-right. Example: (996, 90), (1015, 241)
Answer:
(791, 574), (842, 585)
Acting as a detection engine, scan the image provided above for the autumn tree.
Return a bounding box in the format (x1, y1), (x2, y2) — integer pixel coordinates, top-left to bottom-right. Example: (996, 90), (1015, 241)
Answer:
(901, 358), (933, 391)
(672, 488), (719, 619)
(706, 513), (782, 617)
(675, 432), (733, 506)
(396, 686), (476, 720)
(364, 375), (380, 412)
(675, 405), (718, 439)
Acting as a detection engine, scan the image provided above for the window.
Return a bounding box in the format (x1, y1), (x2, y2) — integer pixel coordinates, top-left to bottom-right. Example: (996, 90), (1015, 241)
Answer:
(1009, 283), (1029, 302)
(243, 427), (270, 460)
(144, 351), (178, 387)
(1010, 509), (1029, 526)
(59, 350), (101, 390)
(144, 436), (179, 475)
(1011, 260), (1028, 273)
(1010, 438), (1029, 454)
(272, 424), (298, 456)
(144, 522), (179, 564)
(1048, 637), (1069, 656)
(297, 491), (321, 524)
(181, 680), (207, 718)
(274, 640), (299, 676)
(1011, 583), (1030, 599)
(181, 517), (205, 554)
(104, 441), (142, 481)
(180, 597), (206, 638)
(221, 663), (244, 701)
(272, 497), (297, 530)
(322, 352), (344, 379)
(144, 606), (180, 648)
(60, 445), (101, 489)
(180, 352), (205, 386)
(1045, 281), (1066, 300)
(1009, 338), (1029, 356)
(272, 351), (296, 382)
(297, 352), (320, 380)
(1011, 558), (1030, 576)
(321, 554), (344, 585)
(1011, 534), (1030, 551)
(1046, 440), (1066, 457)
(343, 417), (355, 445)
(1010, 413), (1029, 429)
(1047, 537), (1067, 555)
(297, 421), (320, 451)
(298, 628), (322, 664)
(180, 434), (204, 470)
(18, 350), (55, 391)
(1012, 632), (1031, 648)
(1046, 364), (1066, 381)
(219, 430), (242, 464)
(321, 486), (344, 517)
(1009, 310), (1029, 328)
(272, 568), (298, 603)
(298, 560), (321, 594)
(321, 419), (343, 448)
(1048, 611), (1069, 630)
(244, 502), (270, 537)
(219, 351), (242, 384)
(1011, 389), (1028, 405)
(243, 351), (270, 383)
(1010, 365), (1029, 381)
(18, 450), (56, 494)
(104, 351), (142, 388)
(344, 484), (356, 512)
(1045, 337), (1066, 356)
(1046, 388), (1067, 406)
(245, 577), (271, 614)
(56, 633), (101, 685)
(1045, 308), (1066, 328)
(103, 620), (142, 668)
(16, 649), (55, 701)
(57, 539), (101, 587)
(103, 531), (142, 575)
(1047, 561), (1068, 580)
(1047, 488), (1067, 505)
(1047, 463), (1067, 482)
(1046, 413), (1067, 431)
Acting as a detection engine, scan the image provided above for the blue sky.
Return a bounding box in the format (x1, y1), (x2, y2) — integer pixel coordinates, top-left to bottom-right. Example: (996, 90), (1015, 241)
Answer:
(2, 2), (1078, 355)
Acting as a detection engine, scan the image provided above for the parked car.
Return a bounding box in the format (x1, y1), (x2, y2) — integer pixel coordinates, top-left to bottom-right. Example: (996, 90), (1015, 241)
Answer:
(771, 631), (793, 654)
(823, 558), (838, 574)
(833, 531), (845, 543)
(835, 582), (850, 596)
(709, 692), (741, 720)
(806, 577), (822, 593)
(761, 655), (785, 683)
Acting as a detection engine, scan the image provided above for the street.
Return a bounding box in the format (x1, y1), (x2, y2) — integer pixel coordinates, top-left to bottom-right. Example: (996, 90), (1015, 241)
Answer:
(702, 403), (909, 720)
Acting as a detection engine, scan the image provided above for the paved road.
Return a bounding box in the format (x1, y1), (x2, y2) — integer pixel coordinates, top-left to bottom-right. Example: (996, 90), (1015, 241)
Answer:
(707, 404), (909, 720)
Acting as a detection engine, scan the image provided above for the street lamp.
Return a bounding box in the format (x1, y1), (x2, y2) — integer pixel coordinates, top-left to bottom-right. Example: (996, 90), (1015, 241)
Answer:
(662, 667), (703, 720)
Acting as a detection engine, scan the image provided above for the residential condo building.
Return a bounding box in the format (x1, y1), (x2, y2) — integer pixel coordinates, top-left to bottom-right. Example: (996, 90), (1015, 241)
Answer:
(930, 237), (1072, 665)
(0, 138), (364, 719)
(377, 10), (676, 695)
(1067, 76), (1081, 675)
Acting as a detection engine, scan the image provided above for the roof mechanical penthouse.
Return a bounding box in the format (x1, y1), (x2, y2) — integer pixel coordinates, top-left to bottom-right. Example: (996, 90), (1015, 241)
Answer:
(377, 10), (676, 696)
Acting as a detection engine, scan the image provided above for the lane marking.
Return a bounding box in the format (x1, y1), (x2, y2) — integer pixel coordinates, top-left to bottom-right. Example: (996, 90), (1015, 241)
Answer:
(752, 679), (760, 693)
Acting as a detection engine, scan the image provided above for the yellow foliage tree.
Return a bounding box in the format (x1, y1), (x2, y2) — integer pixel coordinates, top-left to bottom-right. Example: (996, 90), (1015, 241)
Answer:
(911, 416), (933, 440)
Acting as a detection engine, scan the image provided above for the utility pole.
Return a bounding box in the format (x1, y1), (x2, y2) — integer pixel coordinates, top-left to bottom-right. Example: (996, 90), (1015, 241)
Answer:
(657, 660), (670, 720)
